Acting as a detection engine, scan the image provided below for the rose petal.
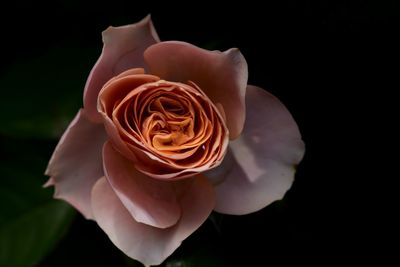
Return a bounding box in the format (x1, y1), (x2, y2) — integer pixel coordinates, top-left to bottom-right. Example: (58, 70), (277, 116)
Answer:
(211, 85), (305, 215)
(84, 15), (160, 122)
(98, 73), (160, 118)
(102, 141), (181, 228)
(45, 109), (108, 219)
(97, 73), (178, 172)
(91, 175), (215, 266)
(144, 41), (248, 139)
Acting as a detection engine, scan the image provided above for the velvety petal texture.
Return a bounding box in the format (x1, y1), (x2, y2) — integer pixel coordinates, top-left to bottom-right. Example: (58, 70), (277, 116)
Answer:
(98, 70), (161, 162)
(212, 85), (305, 215)
(45, 109), (108, 219)
(144, 41), (248, 139)
(102, 141), (181, 228)
(91, 175), (215, 266)
(84, 16), (160, 122)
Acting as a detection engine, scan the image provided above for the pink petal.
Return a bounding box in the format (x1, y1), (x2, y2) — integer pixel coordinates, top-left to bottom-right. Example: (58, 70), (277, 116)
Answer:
(91, 175), (215, 266)
(84, 15), (160, 123)
(102, 141), (181, 228)
(211, 85), (305, 215)
(45, 109), (108, 219)
(144, 41), (248, 139)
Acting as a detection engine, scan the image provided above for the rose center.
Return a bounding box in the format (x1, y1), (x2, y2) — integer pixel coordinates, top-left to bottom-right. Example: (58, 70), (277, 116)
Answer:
(99, 73), (228, 173)
(141, 93), (198, 150)
(107, 79), (225, 165)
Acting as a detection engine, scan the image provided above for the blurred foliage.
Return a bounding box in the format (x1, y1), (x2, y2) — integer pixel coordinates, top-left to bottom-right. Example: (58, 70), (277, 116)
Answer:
(0, 138), (76, 267)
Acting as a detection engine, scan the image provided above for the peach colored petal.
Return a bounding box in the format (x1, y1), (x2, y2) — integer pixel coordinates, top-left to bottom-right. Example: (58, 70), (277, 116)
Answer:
(144, 41), (248, 139)
(91, 175), (215, 266)
(100, 115), (138, 162)
(99, 75), (229, 180)
(211, 85), (305, 215)
(97, 73), (161, 162)
(215, 103), (227, 123)
(100, 68), (145, 93)
(84, 16), (160, 123)
(102, 141), (181, 228)
(45, 109), (108, 219)
(98, 73), (160, 117)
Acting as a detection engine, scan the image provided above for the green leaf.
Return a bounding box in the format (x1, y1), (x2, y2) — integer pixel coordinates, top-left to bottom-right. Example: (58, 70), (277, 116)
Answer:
(0, 137), (76, 267)
(0, 201), (75, 267)
(0, 41), (99, 139)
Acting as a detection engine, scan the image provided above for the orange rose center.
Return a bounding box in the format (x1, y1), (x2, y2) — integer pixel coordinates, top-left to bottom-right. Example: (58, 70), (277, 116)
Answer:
(113, 80), (224, 165)
(99, 71), (229, 177)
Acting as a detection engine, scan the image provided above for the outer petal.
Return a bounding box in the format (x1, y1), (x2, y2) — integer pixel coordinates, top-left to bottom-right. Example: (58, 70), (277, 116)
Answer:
(45, 109), (108, 219)
(84, 15), (160, 122)
(102, 141), (181, 228)
(144, 41), (248, 139)
(212, 85), (305, 215)
(91, 175), (215, 266)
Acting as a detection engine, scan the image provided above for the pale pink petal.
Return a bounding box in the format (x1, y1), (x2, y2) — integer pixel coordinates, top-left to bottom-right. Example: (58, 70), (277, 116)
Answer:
(102, 141), (181, 228)
(211, 85), (305, 215)
(45, 109), (108, 219)
(84, 15), (160, 122)
(91, 175), (215, 266)
(144, 41), (248, 139)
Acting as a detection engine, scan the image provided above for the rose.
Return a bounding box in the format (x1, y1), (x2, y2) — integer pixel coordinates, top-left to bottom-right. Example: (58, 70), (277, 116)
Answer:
(45, 16), (305, 266)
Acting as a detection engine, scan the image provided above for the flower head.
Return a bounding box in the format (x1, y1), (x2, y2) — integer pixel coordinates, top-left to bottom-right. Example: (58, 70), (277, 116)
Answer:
(45, 15), (305, 266)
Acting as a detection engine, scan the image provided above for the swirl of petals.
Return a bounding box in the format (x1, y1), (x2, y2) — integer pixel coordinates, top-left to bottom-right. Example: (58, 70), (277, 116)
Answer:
(98, 70), (229, 180)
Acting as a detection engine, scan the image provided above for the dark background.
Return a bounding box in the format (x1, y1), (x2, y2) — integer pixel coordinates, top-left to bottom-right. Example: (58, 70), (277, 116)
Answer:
(0, 1), (397, 266)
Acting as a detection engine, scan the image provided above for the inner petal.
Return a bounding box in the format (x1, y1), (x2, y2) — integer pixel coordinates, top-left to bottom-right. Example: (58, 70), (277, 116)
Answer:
(150, 96), (186, 115)
(109, 79), (228, 171)
(151, 117), (193, 148)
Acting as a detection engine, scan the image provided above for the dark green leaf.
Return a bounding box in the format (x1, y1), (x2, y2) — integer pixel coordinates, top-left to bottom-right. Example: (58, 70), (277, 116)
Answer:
(0, 201), (75, 267)
(0, 137), (76, 267)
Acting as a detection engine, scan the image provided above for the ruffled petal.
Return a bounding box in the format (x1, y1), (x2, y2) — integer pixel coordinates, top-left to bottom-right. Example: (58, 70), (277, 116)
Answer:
(45, 109), (108, 219)
(98, 75), (229, 180)
(212, 85), (305, 215)
(91, 175), (215, 266)
(144, 41), (248, 139)
(84, 15), (160, 122)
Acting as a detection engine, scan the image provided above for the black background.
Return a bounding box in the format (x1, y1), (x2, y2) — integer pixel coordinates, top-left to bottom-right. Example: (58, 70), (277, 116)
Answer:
(0, 1), (397, 266)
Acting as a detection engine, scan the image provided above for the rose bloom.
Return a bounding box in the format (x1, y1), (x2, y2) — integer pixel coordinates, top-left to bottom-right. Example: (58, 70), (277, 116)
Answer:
(45, 16), (305, 266)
